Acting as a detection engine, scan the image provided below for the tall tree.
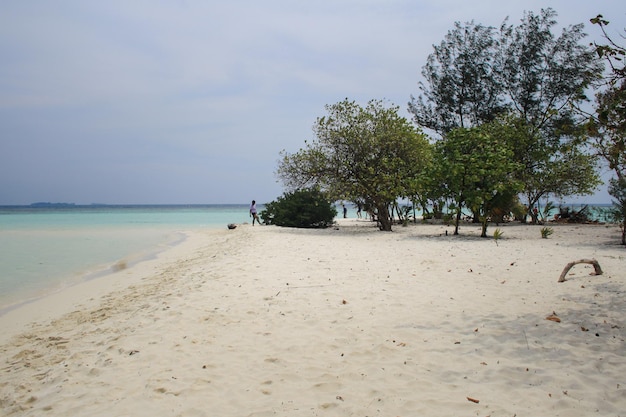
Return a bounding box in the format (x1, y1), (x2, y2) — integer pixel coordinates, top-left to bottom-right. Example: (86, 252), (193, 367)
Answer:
(498, 9), (599, 128)
(277, 99), (431, 231)
(408, 21), (505, 136)
(498, 9), (602, 218)
(588, 15), (626, 244)
(411, 9), (601, 217)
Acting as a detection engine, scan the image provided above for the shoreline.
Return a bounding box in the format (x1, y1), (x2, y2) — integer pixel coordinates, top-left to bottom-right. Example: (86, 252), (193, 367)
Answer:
(1, 221), (624, 416)
(0, 228), (211, 344)
(0, 228), (190, 317)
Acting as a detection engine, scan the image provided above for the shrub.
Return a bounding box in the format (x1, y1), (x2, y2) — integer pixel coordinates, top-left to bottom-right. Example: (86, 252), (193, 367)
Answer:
(493, 228), (503, 245)
(260, 189), (337, 228)
(540, 226), (554, 239)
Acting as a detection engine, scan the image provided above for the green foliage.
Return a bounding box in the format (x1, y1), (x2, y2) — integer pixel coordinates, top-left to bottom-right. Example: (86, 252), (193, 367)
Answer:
(540, 227), (554, 239)
(433, 119), (523, 237)
(590, 15), (626, 83)
(498, 9), (602, 215)
(409, 20), (505, 134)
(608, 178), (626, 245)
(588, 16), (626, 245)
(542, 201), (556, 222)
(499, 9), (601, 129)
(412, 9), (602, 212)
(511, 200), (528, 221)
(260, 189), (337, 228)
(277, 99), (432, 231)
(493, 228), (503, 245)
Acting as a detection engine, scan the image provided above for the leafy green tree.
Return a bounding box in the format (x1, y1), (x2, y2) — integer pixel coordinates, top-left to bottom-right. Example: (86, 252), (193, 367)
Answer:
(498, 9), (602, 219)
(409, 20), (505, 135)
(277, 99), (431, 231)
(608, 178), (626, 245)
(435, 120), (522, 237)
(504, 117), (601, 223)
(592, 85), (626, 179)
(260, 188), (337, 228)
(588, 15), (626, 244)
(411, 9), (602, 217)
(498, 9), (600, 131)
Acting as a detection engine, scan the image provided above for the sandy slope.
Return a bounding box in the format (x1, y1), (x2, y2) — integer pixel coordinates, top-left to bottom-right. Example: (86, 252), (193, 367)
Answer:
(1, 220), (624, 416)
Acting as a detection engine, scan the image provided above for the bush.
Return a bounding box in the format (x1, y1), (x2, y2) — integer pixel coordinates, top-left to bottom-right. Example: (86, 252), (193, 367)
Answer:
(260, 189), (338, 228)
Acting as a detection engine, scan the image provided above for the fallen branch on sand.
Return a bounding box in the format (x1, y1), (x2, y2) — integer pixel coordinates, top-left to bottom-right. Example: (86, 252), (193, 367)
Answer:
(558, 259), (603, 282)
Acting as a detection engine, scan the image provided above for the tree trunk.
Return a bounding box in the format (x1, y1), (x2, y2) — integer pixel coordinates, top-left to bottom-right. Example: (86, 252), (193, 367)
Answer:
(480, 218), (488, 238)
(376, 204), (393, 231)
(454, 207), (461, 235)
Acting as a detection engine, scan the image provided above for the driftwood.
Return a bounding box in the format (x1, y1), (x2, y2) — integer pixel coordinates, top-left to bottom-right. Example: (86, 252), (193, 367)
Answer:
(558, 259), (603, 282)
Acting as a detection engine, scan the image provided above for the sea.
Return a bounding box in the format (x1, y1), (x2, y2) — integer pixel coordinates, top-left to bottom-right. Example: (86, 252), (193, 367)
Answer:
(0, 204), (254, 313)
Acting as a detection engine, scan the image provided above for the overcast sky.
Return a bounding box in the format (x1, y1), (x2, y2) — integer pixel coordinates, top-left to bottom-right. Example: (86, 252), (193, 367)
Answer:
(1, 1), (624, 205)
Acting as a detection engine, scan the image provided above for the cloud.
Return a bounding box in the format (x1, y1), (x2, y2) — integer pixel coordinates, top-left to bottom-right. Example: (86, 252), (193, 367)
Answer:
(0, 0), (624, 204)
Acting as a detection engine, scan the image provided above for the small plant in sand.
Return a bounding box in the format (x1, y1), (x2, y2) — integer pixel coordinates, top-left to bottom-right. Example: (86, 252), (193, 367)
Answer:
(540, 226), (554, 239)
(493, 228), (503, 245)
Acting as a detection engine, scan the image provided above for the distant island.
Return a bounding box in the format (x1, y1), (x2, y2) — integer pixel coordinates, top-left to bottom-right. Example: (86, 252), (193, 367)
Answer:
(30, 202), (76, 207)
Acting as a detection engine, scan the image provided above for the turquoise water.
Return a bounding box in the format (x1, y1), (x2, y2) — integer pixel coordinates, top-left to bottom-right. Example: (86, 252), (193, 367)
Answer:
(0, 205), (254, 312)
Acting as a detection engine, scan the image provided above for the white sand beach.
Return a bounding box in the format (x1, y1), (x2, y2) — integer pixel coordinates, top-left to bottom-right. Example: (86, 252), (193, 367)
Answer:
(1, 220), (625, 416)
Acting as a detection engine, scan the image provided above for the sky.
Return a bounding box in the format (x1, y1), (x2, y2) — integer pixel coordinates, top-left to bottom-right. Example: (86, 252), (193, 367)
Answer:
(1, 1), (624, 205)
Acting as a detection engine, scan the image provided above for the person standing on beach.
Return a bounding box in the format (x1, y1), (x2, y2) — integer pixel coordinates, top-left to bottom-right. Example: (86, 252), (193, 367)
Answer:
(250, 200), (262, 226)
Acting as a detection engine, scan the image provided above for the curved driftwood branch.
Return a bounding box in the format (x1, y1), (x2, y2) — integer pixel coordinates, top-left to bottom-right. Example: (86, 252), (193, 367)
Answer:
(558, 259), (603, 282)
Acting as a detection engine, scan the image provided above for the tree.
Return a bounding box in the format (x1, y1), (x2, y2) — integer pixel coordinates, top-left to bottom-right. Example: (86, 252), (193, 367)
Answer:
(411, 9), (602, 217)
(498, 9), (602, 218)
(498, 9), (600, 129)
(608, 178), (626, 245)
(588, 15), (626, 244)
(277, 99), (431, 231)
(590, 15), (626, 84)
(504, 117), (601, 223)
(591, 85), (626, 243)
(435, 119), (522, 237)
(260, 188), (337, 228)
(409, 21), (505, 136)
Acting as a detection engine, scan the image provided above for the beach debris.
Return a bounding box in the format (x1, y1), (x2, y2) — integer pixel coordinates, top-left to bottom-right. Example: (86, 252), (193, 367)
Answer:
(129, 350), (140, 356)
(342, 299), (348, 304)
(227, 223), (237, 230)
(558, 259), (603, 282)
(466, 396), (480, 403)
(546, 312), (561, 323)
